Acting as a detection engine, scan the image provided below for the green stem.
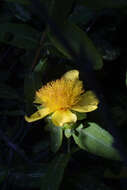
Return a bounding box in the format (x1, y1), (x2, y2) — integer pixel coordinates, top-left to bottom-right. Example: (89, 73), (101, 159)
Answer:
(67, 138), (71, 153)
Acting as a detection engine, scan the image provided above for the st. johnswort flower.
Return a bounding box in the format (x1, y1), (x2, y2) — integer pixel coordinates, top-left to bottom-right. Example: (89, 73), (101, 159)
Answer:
(25, 70), (99, 126)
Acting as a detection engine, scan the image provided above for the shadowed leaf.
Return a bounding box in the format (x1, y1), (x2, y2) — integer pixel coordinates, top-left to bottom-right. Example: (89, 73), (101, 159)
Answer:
(52, 0), (74, 24)
(79, 0), (127, 9)
(0, 23), (40, 49)
(0, 84), (20, 100)
(48, 21), (103, 70)
(5, 0), (30, 5)
(49, 122), (63, 153)
(40, 153), (70, 190)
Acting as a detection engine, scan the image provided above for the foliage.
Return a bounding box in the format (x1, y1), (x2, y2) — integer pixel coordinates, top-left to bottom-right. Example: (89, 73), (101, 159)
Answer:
(0, 0), (127, 190)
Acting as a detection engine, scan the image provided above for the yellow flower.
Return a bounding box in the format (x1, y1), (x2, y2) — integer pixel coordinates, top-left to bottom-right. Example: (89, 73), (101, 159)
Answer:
(25, 70), (99, 127)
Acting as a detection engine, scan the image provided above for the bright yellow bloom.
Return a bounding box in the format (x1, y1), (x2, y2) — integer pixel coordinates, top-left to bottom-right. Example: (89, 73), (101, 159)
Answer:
(25, 70), (99, 126)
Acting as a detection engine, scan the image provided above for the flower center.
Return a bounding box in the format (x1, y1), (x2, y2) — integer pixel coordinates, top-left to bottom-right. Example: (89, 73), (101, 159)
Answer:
(36, 78), (84, 112)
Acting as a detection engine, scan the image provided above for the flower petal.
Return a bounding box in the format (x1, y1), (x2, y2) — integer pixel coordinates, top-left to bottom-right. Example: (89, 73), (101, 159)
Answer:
(72, 91), (99, 112)
(51, 109), (77, 127)
(25, 108), (51, 123)
(33, 95), (42, 104)
(62, 70), (79, 81)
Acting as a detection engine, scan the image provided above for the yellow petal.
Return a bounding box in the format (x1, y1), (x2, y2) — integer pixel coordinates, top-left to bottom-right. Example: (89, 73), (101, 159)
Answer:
(25, 108), (51, 123)
(33, 96), (42, 104)
(72, 91), (99, 112)
(51, 109), (77, 127)
(62, 70), (79, 81)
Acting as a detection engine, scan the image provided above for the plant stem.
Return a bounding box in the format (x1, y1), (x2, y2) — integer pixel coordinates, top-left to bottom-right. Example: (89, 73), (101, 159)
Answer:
(67, 138), (71, 154)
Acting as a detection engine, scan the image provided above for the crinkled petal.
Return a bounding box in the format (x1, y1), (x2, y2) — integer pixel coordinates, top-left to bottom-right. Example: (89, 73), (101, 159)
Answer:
(62, 70), (79, 81)
(72, 91), (99, 112)
(25, 108), (51, 123)
(51, 109), (77, 127)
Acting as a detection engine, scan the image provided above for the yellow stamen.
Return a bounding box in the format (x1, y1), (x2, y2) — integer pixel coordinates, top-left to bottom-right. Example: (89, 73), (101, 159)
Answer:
(36, 78), (84, 112)
(25, 70), (99, 127)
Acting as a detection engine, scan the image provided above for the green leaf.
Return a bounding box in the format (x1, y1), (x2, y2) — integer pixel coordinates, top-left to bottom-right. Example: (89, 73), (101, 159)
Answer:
(50, 126), (63, 153)
(48, 21), (103, 70)
(73, 122), (121, 160)
(48, 120), (63, 152)
(0, 23), (40, 49)
(79, 0), (127, 9)
(40, 153), (70, 190)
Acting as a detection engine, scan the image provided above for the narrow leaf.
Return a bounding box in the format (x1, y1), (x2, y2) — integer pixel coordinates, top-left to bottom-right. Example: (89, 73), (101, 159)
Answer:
(40, 153), (70, 190)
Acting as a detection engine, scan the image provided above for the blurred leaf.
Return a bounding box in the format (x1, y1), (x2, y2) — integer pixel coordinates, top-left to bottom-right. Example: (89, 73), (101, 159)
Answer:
(104, 167), (127, 179)
(33, 140), (49, 153)
(8, 2), (31, 22)
(0, 170), (8, 184)
(65, 169), (111, 190)
(24, 73), (36, 102)
(5, 0), (30, 6)
(78, 0), (127, 9)
(0, 2), (13, 23)
(73, 122), (121, 160)
(0, 84), (19, 100)
(24, 72), (36, 113)
(0, 23), (40, 49)
(48, 21), (103, 70)
(125, 71), (127, 87)
(24, 58), (48, 114)
(52, 0), (74, 24)
(49, 122), (63, 153)
(69, 6), (96, 25)
(0, 71), (9, 82)
(40, 153), (70, 190)
(111, 105), (127, 127)
(0, 163), (48, 189)
(33, 58), (48, 89)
